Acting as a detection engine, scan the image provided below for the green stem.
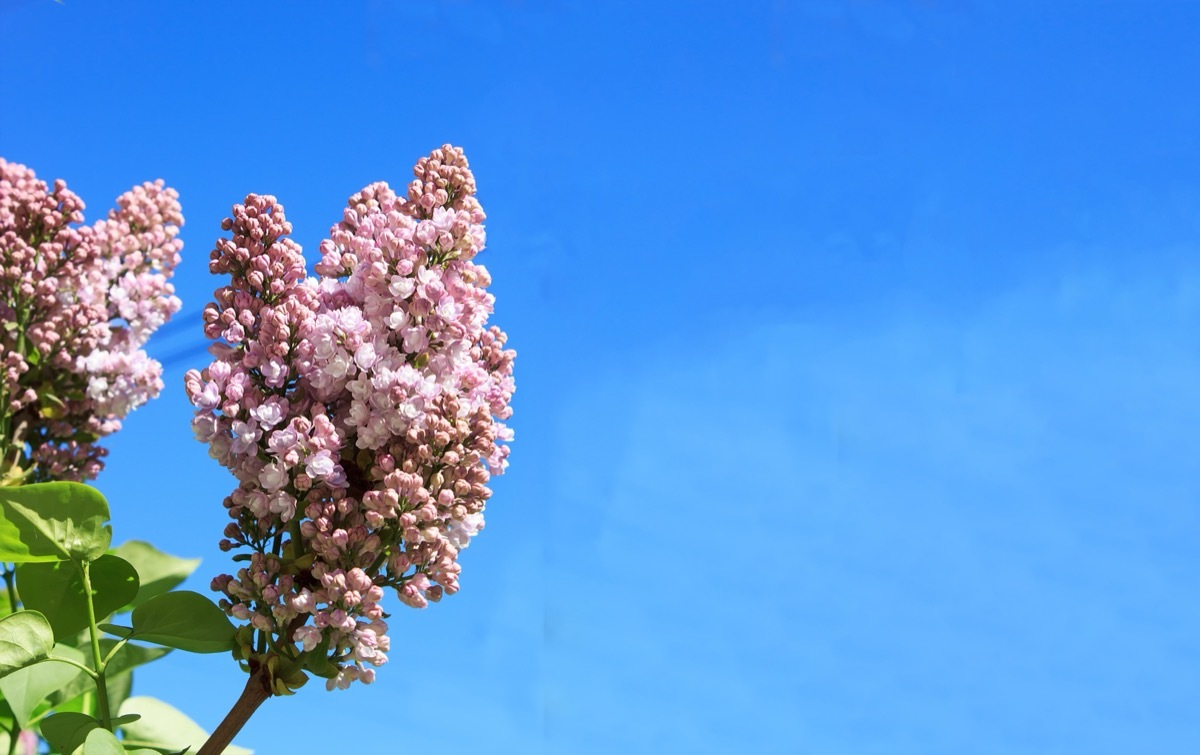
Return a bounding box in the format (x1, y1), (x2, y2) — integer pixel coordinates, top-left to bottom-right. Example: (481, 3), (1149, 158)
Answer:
(286, 517), (302, 555)
(79, 560), (112, 729)
(1, 565), (16, 613)
(367, 545), (391, 575)
(43, 654), (99, 679)
(6, 724), (17, 755)
(101, 637), (130, 668)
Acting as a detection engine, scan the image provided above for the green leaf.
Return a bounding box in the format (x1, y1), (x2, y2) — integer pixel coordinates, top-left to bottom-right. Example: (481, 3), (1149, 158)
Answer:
(0, 643), (85, 726)
(0, 610), (53, 678)
(17, 555), (139, 638)
(119, 696), (253, 755)
(83, 726), (126, 755)
(0, 482), (112, 563)
(112, 541), (201, 611)
(99, 624), (133, 639)
(130, 592), (234, 654)
(40, 711), (102, 754)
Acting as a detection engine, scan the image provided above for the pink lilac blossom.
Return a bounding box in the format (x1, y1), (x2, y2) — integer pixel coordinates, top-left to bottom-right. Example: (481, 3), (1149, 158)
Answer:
(186, 145), (515, 690)
(0, 158), (183, 481)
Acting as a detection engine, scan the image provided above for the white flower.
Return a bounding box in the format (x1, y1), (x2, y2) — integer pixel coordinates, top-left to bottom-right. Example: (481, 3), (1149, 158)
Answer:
(446, 512), (485, 549)
(305, 450), (336, 479)
(250, 400), (286, 428)
(388, 276), (416, 299)
(267, 427), (298, 454)
(327, 351), (351, 379)
(268, 491), (297, 521)
(354, 342), (377, 371)
(258, 461), (288, 492)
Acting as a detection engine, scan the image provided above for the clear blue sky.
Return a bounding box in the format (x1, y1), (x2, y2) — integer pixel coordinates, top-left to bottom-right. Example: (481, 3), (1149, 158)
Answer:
(3, 1), (1200, 752)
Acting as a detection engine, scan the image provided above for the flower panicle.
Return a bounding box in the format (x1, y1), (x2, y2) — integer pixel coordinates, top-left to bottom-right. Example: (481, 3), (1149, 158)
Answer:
(0, 158), (183, 481)
(186, 145), (515, 690)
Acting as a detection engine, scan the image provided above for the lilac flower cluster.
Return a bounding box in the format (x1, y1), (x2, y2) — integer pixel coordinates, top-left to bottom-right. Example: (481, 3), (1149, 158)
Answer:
(0, 158), (183, 482)
(185, 146), (515, 690)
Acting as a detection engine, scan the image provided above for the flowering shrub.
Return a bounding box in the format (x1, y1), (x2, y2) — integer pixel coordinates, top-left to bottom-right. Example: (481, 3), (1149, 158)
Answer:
(184, 145), (515, 693)
(0, 159), (183, 482)
(0, 146), (514, 754)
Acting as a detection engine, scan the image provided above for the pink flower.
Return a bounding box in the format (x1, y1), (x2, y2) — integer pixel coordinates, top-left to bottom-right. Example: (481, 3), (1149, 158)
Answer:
(250, 399), (287, 428)
(258, 461), (288, 492)
(190, 146), (514, 689)
(304, 449), (337, 480)
(0, 159), (183, 481)
(294, 625), (322, 652)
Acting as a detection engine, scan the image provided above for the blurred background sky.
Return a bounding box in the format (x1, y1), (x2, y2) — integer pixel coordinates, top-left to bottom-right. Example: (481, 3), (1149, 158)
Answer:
(3, 1), (1200, 752)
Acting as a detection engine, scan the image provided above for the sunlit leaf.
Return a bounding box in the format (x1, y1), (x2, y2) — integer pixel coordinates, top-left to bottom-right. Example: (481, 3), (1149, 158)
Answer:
(0, 611), (53, 679)
(0, 482), (111, 563)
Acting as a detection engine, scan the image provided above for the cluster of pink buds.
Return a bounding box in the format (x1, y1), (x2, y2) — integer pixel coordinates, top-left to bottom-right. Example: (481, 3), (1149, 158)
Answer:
(185, 145), (515, 690)
(0, 158), (183, 482)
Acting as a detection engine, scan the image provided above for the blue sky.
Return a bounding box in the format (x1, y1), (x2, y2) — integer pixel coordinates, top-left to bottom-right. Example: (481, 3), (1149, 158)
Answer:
(3, 1), (1200, 752)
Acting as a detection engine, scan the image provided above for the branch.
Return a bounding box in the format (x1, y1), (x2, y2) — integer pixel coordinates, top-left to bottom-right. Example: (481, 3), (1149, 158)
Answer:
(196, 664), (272, 755)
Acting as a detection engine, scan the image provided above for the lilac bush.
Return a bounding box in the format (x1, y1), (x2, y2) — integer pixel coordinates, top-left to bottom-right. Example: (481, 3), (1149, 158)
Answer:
(0, 147), (516, 753)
